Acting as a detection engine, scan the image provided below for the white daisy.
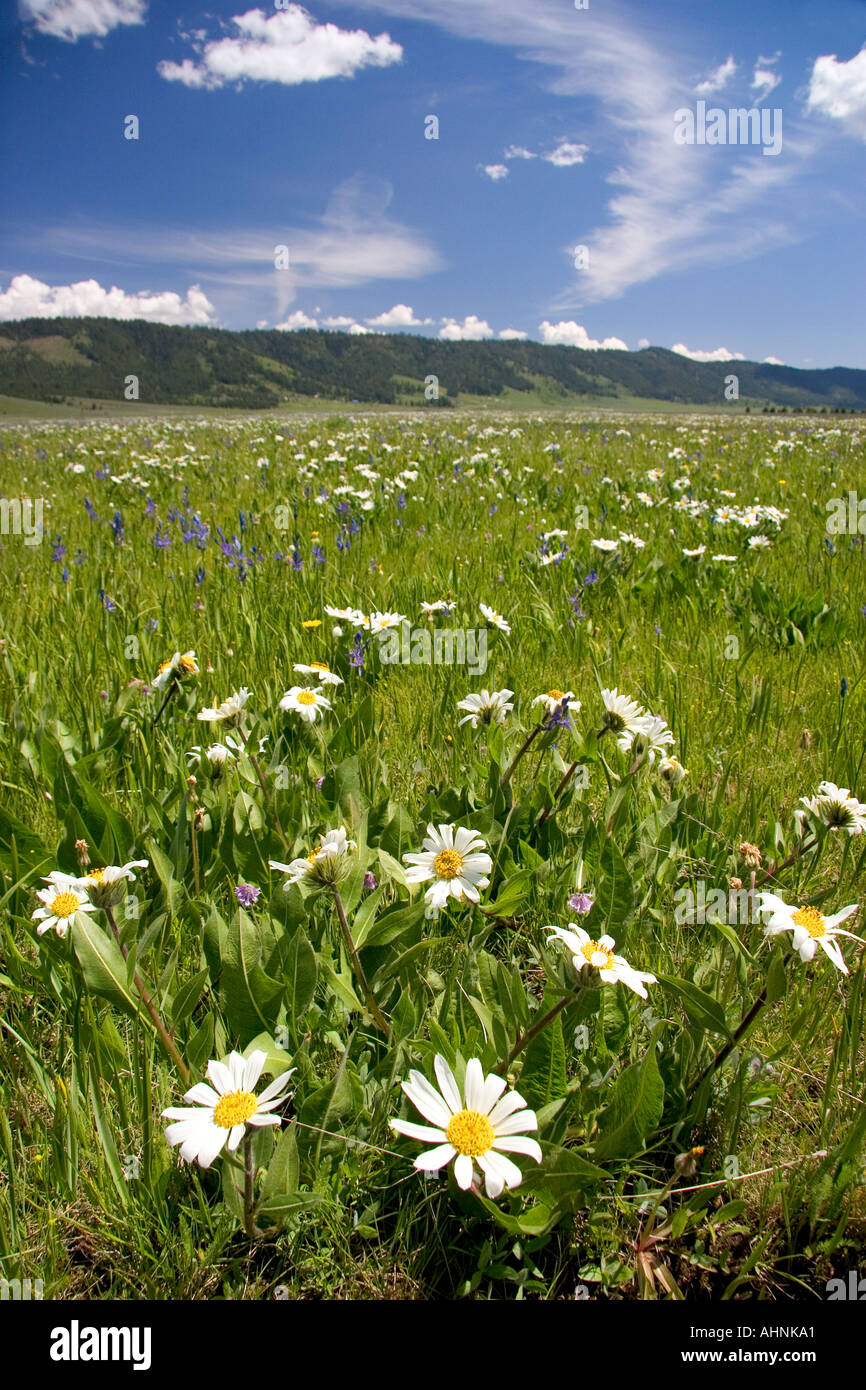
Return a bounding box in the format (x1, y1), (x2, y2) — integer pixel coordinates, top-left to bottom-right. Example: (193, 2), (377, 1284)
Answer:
(187, 735), (244, 772)
(682, 546), (706, 558)
(325, 604), (367, 628)
(658, 756), (688, 786)
(197, 688), (251, 727)
(32, 882), (98, 938)
(756, 893), (863, 975)
(617, 713), (675, 763)
(162, 1050), (295, 1169)
(531, 688), (578, 715)
(293, 661), (344, 686)
(62, 859), (149, 910)
(368, 611), (407, 632)
(390, 1054), (542, 1199)
(279, 685), (332, 723)
(269, 826), (357, 888)
(152, 650), (199, 691)
(456, 688), (514, 728)
(600, 687), (647, 735)
(403, 824), (492, 916)
(748, 534), (772, 550)
(479, 603), (511, 633)
(799, 782), (866, 835)
(712, 554), (738, 563)
(591, 538), (619, 552)
(546, 924), (657, 999)
(420, 600), (454, 618)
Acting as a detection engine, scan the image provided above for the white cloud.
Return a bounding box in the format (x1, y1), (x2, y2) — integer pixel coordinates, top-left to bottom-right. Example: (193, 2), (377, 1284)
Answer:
(504, 144), (536, 159)
(365, 303), (433, 327)
(751, 63), (781, 99)
(480, 163), (510, 180)
(0, 273), (216, 324)
(539, 320), (627, 350)
(542, 139), (588, 167)
(763, 355), (785, 365)
(439, 314), (493, 340)
(638, 336), (650, 348)
(321, 314), (355, 327)
(348, 322), (371, 334)
(499, 328), (527, 340)
(276, 309), (319, 329)
(158, 5), (402, 90)
(330, 1), (808, 303)
(18, 0), (146, 41)
(671, 343), (745, 362)
(695, 56), (736, 95)
(807, 48), (866, 141)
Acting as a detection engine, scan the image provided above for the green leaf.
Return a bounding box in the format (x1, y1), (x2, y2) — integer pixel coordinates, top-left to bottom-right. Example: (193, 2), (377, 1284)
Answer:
(282, 929), (318, 1020)
(594, 1043), (665, 1160)
(656, 974), (731, 1037)
(519, 996), (567, 1109)
(765, 948), (788, 1005)
(522, 1144), (608, 1211)
(262, 1123), (300, 1199)
(170, 969), (209, 1028)
(71, 915), (141, 1021)
(220, 909), (283, 1044)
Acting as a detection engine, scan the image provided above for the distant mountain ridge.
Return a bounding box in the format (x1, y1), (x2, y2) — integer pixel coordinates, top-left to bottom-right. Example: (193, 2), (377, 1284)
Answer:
(0, 317), (864, 411)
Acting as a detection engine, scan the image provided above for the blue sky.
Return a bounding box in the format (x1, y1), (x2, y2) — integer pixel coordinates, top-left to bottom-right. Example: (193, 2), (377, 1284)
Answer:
(2, 0), (866, 366)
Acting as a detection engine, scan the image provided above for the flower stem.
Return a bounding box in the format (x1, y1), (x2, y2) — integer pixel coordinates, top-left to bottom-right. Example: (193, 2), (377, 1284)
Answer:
(243, 1133), (258, 1239)
(500, 724), (543, 787)
(151, 683), (176, 728)
(332, 889), (391, 1037)
(539, 726), (607, 825)
(695, 986), (770, 1089)
(501, 992), (573, 1070)
(105, 907), (190, 1084)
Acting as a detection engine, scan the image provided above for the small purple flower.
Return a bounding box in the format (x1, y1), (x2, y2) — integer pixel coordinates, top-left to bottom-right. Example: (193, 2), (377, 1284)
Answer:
(583, 570), (599, 586)
(316, 776), (325, 790)
(348, 631), (365, 672)
(235, 884), (261, 908)
(363, 872), (377, 891)
(568, 892), (594, 915)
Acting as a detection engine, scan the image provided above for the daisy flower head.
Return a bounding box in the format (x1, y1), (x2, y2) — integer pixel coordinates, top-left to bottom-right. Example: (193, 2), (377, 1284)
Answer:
(591, 537), (619, 552)
(531, 689), (577, 716)
(197, 687), (251, 729)
(799, 782), (866, 836)
(479, 603), (511, 634)
(152, 650), (199, 692)
(403, 824), (492, 918)
(682, 546), (706, 558)
(617, 713), (675, 763)
(390, 1054), (541, 1199)
(32, 880), (97, 938)
(65, 859), (149, 910)
(162, 1050), (295, 1169)
(546, 924), (657, 999)
(293, 661), (343, 686)
(600, 687), (647, 735)
(270, 825), (358, 889)
(279, 685), (332, 723)
(420, 600), (454, 619)
(658, 756), (688, 786)
(325, 605), (367, 628)
(368, 611), (407, 632)
(187, 735), (244, 777)
(756, 892), (862, 975)
(457, 688), (514, 728)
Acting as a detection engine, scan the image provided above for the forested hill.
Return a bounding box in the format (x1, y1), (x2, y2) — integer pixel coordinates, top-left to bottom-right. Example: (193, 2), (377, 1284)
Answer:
(1, 317), (865, 411)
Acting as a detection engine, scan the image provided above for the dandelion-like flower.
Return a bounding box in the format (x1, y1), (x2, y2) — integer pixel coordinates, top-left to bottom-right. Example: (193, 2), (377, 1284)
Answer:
(270, 826), (357, 888)
(403, 824), (492, 917)
(799, 782), (866, 836)
(617, 713), (675, 763)
(162, 1050), (295, 1169)
(197, 688), (251, 728)
(390, 1055), (542, 1199)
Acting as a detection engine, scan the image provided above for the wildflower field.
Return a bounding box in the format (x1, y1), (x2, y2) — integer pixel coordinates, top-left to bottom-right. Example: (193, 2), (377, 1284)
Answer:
(1, 408), (865, 1302)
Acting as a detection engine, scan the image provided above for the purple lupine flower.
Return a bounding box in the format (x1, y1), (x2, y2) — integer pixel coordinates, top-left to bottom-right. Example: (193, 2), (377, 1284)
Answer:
(583, 570), (599, 585)
(235, 884), (261, 908)
(348, 632), (365, 672)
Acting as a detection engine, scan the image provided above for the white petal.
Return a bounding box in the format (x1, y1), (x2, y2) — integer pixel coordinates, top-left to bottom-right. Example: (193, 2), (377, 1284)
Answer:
(390, 1118), (448, 1143)
(242, 1051), (266, 1091)
(402, 1073), (452, 1128)
(463, 1058), (485, 1111)
(207, 1059), (233, 1095)
(413, 1144), (456, 1171)
(493, 1135), (543, 1161)
(453, 1153), (474, 1189)
(433, 1055), (462, 1115)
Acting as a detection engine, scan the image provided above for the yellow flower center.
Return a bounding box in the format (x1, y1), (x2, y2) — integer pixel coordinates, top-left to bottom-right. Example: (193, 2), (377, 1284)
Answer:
(306, 851), (319, 867)
(581, 939), (615, 970)
(51, 892), (82, 919)
(302, 620), (321, 629)
(434, 849), (464, 880)
(296, 690), (317, 705)
(547, 689), (565, 701)
(309, 661), (330, 672)
(158, 658), (172, 675)
(446, 1109), (495, 1157)
(212, 1090), (258, 1129)
(791, 906), (825, 938)
(88, 868), (106, 883)
(179, 655), (197, 672)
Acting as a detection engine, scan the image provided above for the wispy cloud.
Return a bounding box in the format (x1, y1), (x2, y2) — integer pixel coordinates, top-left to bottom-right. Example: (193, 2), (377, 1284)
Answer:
(807, 47), (866, 141)
(695, 55), (736, 95)
(541, 140), (587, 166)
(158, 5), (402, 90)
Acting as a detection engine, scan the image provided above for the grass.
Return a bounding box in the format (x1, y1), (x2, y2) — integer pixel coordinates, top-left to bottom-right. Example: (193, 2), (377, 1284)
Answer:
(0, 407), (864, 1300)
